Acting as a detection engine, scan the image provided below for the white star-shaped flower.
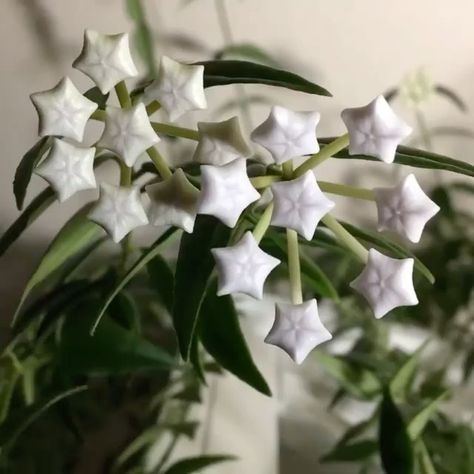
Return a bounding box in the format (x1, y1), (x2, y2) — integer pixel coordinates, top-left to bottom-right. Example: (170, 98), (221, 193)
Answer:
(271, 170), (335, 240)
(35, 138), (96, 202)
(73, 29), (138, 94)
(192, 117), (252, 166)
(341, 95), (412, 163)
(99, 103), (159, 167)
(251, 106), (320, 164)
(211, 231), (280, 299)
(145, 168), (200, 233)
(143, 56), (207, 121)
(88, 183), (148, 243)
(265, 299), (332, 364)
(350, 248), (418, 319)
(197, 158), (260, 227)
(374, 174), (440, 243)
(30, 77), (97, 142)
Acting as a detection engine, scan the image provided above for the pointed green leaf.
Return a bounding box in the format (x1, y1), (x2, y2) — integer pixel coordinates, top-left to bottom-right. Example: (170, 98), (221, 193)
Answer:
(13, 137), (51, 210)
(320, 137), (474, 177)
(12, 206), (103, 326)
(321, 439), (378, 462)
(390, 342), (428, 401)
(434, 84), (467, 112)
(198, 280), (271, 396)
(379, 388), (414, 474)
(197, 60), (332, 96)
(162, 455), (236, 474)
(83, 86), (109, 109)
(147, 254), (174, 313)
(315, 351), (381, 400)
(91, 228), (179, 334)
(215, 43), (279, 67)
(59, 299), (175, 374)
(173, 216), (231, 360)
(407, 392), (448, 440)
(339, 221), (435, 284)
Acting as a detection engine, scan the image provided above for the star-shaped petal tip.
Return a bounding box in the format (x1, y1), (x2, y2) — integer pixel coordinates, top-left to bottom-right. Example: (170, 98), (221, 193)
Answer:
(374, 174), (440, 243)
(145, 168), (200, 233)
(99, 103), (159, 167)
(350, 248), (418, 319)
(73, 29), (138, 93)
(144, 56), (207, 121)
(35, 138), (96, 202)
(30, 77), (97, 141)
(265, 299), (332, 364)
(197, 158), (260, 227)
(271, 170), (335, 240)
(341, 95), (412, 163)
(211, 231), (280, 299)
(193, 116), (252, 166)
(251, 106), (320, 164)
(88, 183), (148, 243)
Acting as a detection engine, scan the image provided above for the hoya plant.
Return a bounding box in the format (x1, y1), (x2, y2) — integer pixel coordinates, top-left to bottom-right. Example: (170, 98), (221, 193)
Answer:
(0, 28), (473, 473)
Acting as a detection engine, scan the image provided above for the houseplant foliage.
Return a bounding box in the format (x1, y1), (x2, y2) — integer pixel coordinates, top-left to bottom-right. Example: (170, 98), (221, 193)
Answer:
(0, 26), (473, 474)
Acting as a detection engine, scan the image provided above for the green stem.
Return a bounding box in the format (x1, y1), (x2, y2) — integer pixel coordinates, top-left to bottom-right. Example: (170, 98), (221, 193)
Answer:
(322, 215), (368, 263)
(318, 181), (375, 200)
(147, 147), (172, 179)
(91, 109), (106, 121)
(119, 161), (132, 187)
(252, 203), (273, 244)
(287, 228), (303, 304)
(250, 175), (281, 189)
(115, 81), (132, 108)
(282, 160), (293, 179)
(294, 134), (350, 177)
(146, 100), (161, 116)
(151, 122), (200, 141)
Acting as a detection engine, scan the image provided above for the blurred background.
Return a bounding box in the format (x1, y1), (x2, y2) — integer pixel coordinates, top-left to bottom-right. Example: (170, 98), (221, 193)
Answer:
(0, 1), (473, 473)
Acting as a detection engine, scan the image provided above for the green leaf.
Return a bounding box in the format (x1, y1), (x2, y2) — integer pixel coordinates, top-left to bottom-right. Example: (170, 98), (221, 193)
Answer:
(379, 388), (414, 474)
(13, 137), (51, 210)
(197, 60), (332, 96)
(315, 352), (381, 400)
(173, 216), (231, 360)
(162, 455), (235, 474)
(0, 188), (55, 258)
(320, 137), (474, 177)
(83, 86), (109, 109)
(147, 254), (174, 313)
(126, 0), (156, 76)
(198, 280), (271, 396)
(12, 206), (103, 326)
(321, 439), (378, 462)
(434, 84), (467, 112)
(407, 392), (447, 440)
(339, 221), (435, 284)
(91, 228), (178, 335)
(390, 342), (428, 402)
(215, 43), (279, 66)
(59, 299), (175, 374)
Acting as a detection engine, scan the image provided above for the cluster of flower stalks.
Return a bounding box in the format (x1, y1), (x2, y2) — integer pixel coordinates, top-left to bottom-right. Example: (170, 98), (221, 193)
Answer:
(28, 29), (440, 365)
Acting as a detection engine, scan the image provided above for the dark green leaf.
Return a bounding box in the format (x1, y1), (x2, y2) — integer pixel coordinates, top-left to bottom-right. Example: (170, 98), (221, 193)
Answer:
(173, 216), (231, 360)
(147, 254), (174, 313)
(0, 188), (55, 258)
(91, 228), (178, 334)
(407, 392), (447, 440)
(215, 43), (279, 66)
(379, 388), (414, 474)
(13, 137), (51, 210)
(315, 351), (381, 400)
(321, 439), (378, 462)
(199, 280), (271, 396)
(320, 137), (474, 177)
(339, 221), (435, 284)
(83, 86), (109, 109)
(59, 300), (175, 374)
(12, 206), (103, 326)
(435, 84), (467, 112)
(162, 455), (235, 474)
(197, 60), (332, 96)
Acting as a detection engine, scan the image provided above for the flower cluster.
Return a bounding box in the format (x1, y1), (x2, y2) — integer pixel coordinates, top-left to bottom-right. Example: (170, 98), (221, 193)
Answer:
(30, 29), (440, 365)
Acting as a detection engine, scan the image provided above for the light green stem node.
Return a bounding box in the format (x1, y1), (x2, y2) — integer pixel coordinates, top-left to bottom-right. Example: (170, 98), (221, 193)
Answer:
(147, 147), (173, 179)
(294, 133), (350, 177)
(287, 228), (303, 304)
(252, 203), (274, 244)
(322, 214), (368, 263)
